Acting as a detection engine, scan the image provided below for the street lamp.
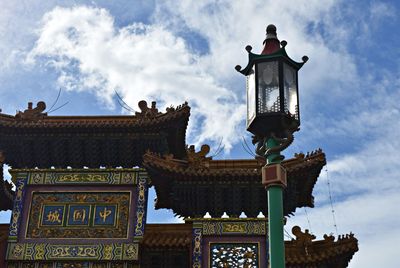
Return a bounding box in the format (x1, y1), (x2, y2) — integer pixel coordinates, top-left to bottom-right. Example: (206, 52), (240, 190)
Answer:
(236, 25), (308, 268)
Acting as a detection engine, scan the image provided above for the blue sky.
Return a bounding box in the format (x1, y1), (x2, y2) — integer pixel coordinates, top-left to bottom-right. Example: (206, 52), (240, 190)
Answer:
(1, 0), (399, 267)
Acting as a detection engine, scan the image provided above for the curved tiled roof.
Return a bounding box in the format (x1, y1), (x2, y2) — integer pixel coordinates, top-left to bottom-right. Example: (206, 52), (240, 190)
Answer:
(139, 223), (358, 267)
(143, 148), (326, 218)
(141, 223), (192, 248)
(286, 226), (358, 267)
(0, 101), (190, 168)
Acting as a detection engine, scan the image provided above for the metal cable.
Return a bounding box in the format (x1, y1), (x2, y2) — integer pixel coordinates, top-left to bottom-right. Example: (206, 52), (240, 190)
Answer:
(303, 207), (313, 234)
(325, 164), (339, 236)
(284, 227), (294, 240)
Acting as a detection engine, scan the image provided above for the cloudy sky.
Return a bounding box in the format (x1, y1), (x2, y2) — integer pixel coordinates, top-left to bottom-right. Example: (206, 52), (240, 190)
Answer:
(1, 0), (399, 267)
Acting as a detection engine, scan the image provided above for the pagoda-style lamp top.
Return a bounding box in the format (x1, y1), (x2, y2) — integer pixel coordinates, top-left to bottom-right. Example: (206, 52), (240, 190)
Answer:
(236, 24), (308, 139)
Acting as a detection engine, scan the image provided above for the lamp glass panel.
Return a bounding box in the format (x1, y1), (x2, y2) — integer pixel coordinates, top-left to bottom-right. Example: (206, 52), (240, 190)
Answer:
(246, 66), (256, 123)
(257, 61), (280, 114)
(283, 63), (298, 118)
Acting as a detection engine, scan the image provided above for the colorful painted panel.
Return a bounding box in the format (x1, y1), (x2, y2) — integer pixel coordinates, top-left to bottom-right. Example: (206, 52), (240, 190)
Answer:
(8, 176), (28, 240)
(209, 243), (259, 268)
(26, 192), (130, 239)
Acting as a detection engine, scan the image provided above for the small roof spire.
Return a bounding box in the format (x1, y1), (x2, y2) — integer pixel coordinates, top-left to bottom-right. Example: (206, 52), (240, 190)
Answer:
(261, 24), (281, 55)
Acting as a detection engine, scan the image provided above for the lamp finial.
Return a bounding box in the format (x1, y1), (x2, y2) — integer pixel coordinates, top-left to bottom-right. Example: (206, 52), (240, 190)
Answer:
(262, 24), (280, 55)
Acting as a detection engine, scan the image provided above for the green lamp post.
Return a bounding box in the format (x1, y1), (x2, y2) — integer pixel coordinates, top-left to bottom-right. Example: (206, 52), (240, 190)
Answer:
(236, 24), (308, 268)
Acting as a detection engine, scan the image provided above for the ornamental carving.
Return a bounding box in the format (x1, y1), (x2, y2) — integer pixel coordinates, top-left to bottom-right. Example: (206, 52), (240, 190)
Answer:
(202, 221), (267, 236)
(26, 170), (141, 185)
(9, 178), (27, 238)
(15, 101), (47, 120)
(135, 100), (160, 119)
(222, 223), (246, 233)
(187, 144), (212, 167)
(48, 245), (98, 258)
(294, 148), (324, 161)
(7, 243), (139, 261)
(134, 178), (147, 239)
(124, 243), (139, 260)
(292, 226), (316, 245)
(192, 228), (202, 268)
(210, 243), (259, 268)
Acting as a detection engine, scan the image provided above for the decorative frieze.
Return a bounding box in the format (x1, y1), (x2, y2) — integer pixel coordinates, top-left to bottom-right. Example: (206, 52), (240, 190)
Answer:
(7, 242), (138, 261)
(15, 169), (147, 185)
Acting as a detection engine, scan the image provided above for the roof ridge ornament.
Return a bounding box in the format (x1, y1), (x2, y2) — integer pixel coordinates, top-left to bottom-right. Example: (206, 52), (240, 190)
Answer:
(186, 144), (212, 167)
(292, 225), (316, 243)
(135, 100), (161, 118)
(15, 101), (47, 120)
(135, 100), (190, 119)
(166, 101), (189, 112)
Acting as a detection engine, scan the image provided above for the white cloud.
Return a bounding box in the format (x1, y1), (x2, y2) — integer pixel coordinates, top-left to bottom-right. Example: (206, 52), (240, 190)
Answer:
(287, 189), (400, 268)
(26, 1), (362, 151)
(287, 73), (400, 266)
(155, 0), (356, 99)
(3, 2), (399, 266)
(27, 6), (246, 151)
(370, 1), (396, 20)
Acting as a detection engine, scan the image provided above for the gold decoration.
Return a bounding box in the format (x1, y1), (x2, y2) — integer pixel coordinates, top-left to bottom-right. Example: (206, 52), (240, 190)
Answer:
(202, 222), (217, 235)
(222, 223), (246, 233)
(30, 173), (44, 184)
(99, 207), (112, 223)
(45, 209), (62, 223)
(11, 243), (24, 259)
(103, 244), (113, 260)
(9, 178), (26, 237)
(35, 244), (45, 259)
(124, 244), (138, 260)
(57, 174), (108, 183)
(49, 245), (97, 258)
(72, 209), (86, 223)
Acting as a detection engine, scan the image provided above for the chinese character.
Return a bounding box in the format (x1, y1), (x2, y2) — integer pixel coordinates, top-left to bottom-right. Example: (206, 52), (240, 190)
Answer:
(46, 209), (62, 223)
(99, 207), (112, 222)
(73, 209), (86, 223)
